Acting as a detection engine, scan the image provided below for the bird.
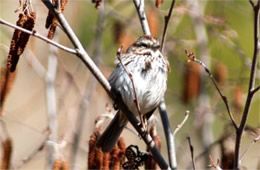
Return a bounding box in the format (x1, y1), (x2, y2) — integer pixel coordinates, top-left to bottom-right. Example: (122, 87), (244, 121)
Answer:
(96, 35), (169, 152)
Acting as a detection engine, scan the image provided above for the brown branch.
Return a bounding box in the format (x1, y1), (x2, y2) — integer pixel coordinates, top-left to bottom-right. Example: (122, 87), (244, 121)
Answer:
(251, 85), (260, 95)
(0, 18), (76, 55)
(160, 0), (176, 53)
(187, 136), (196, 170)
(234, 0), (260, 169)
(184, 49), (238, 129)
(117, 46), (145, 130)
(234, 1), (260, 168)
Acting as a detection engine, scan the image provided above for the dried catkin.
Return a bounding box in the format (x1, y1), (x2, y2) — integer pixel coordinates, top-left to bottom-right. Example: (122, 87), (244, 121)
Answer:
(0, 65), (16, 115)
(7, 12), (36, 72)
(155, 0), (164, 8)
(1, 138), (13, 170)
(45, 0), (68, 39)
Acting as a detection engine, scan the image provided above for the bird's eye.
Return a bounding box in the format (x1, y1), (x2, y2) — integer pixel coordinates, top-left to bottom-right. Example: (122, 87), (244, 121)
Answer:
(140, 43), (149, 48)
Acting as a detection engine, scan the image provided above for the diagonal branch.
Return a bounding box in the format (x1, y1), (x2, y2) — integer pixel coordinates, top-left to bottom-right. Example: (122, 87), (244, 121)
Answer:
(41, 0), (170, 169)
(117, 46), (145, 130)
(173, 110), (190, 136)
(132, 0), (151, 36)
(0, 18), (76, 54)
(185, 49), (238, 129)
(160, 0), (176, 53)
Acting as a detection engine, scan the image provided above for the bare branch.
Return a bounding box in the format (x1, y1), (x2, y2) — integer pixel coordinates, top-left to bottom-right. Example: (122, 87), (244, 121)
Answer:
(117, 47), (146, 130)
(132, 0), (151, 35)
(185, 49), (238, 129)
(251, 85), (260, 95)
(158, 100), (177, 169)
(234, 1), (260, 168)
(0, 18), (77, 54)
(173, 110), (190, 136)
(187, 136), (196, 170)
(249, 0), (255, 7)
(41, 1), (170, 169)
(45, 36), (58, 169)
(160, 0), (176, 52)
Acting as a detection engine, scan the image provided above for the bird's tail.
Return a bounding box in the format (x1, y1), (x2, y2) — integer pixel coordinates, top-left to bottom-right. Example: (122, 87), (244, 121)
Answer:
(96, 111), (127, 152)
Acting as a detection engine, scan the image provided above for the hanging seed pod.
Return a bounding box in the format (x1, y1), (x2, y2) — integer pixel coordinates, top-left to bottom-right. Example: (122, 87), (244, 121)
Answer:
(110, 147), (121, 170)
(183, 62), (201, 103)
(47, 20), (58, 39)
(16, 12), (36, 56)
(52, 159), (62, 170)
(52, 158), (69, 170)
(45, 0), (68, 39)
(1, 138), (13, 170)
(102, 152), (110, 170)
(213, 62), (228, 86)
(7, 13), (26, 72)
(117, 137), (126, 166)
(232, 87), (243, 112)
(0, 64), (17, 115)
(88, 129), (101, 169)
(155, 0), (164, 8)
(7, 12), (36, 72)
(147, 8), (158, 37)
(113, 21), (125, 45)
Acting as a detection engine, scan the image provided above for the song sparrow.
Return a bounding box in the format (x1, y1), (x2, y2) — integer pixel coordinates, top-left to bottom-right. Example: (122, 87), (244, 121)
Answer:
(96, 35), (169, 152)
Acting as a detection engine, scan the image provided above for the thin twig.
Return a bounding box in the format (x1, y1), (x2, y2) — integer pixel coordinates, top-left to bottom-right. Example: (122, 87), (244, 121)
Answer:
(157, 0), (177, 167)
(187, 136), (196, 170)
(208, 155), (222, 170)
(41, 1), (169, 169)
(117, 46), (145, 130)
(160, 0), (176, 52)
(185, 49), (238, 129)
(188, 1), (212, 167)
(240, 135), (260, 161)
(132, 0), (151, 36)
(173, 110), (190, 136)
(0, 18), (77, 54)
(234, 1), (260, 168)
